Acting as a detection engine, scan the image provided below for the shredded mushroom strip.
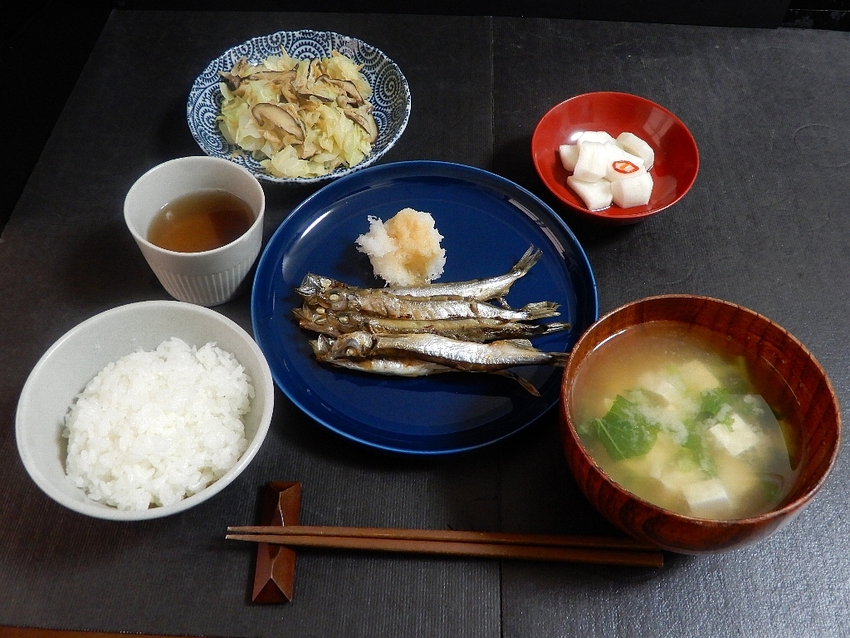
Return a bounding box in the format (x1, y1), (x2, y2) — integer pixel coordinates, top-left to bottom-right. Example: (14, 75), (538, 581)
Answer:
(217, 49), (378, 178)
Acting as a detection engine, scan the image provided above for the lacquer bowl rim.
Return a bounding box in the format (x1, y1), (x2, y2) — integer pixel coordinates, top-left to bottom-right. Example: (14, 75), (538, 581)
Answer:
(560, 293), (841, 553)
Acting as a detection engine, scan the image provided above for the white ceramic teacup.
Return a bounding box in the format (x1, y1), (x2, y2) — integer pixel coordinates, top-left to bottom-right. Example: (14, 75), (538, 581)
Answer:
(124, 156), (266, 306)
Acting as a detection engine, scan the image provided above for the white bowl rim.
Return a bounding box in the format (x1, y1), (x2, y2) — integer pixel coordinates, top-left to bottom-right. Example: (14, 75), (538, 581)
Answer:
(15, 300), (274, 521)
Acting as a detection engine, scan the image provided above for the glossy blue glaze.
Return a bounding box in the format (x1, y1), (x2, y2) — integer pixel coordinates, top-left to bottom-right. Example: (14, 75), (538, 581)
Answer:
(251, 161), (598, 454)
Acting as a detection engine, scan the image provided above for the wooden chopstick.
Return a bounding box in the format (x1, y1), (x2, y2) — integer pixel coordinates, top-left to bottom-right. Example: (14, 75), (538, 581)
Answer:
(228, 525), (657, 549)
(226, 525), (664, 568)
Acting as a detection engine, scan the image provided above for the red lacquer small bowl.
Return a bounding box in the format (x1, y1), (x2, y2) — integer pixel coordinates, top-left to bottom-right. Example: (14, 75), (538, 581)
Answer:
(560, 295), (841, 554)
(532, 92), (699, 225)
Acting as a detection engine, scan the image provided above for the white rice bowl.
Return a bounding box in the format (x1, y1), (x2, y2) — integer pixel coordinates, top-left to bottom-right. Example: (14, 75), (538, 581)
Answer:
(16, 301), (274, 521)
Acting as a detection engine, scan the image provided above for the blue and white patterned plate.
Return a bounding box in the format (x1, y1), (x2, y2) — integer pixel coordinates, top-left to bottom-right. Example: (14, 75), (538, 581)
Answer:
(187, 30), (411, 185)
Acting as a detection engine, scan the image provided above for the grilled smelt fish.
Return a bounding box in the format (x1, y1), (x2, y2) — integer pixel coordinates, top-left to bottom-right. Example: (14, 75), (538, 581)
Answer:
(294, 304), (571, 342)
(310, 336), (455, 377)
(310, 333), (563, 395)
(304, 289), (560, 322)
(372, 246), (542, 303)
(319, 331), (569, 372)
(296, 246), (541, 306)
(296, 245), (569, 394)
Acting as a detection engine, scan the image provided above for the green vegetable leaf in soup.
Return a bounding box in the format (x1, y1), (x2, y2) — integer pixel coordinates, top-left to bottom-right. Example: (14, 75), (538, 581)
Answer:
(699, 387), (733, 419)
(591, 393), (659, 461)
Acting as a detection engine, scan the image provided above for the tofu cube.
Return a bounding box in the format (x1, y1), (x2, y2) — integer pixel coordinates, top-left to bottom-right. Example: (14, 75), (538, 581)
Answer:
(710, 413), (760, 457)
(572, 141), (611, 183)
(659, 467), (702, 493)
(679, 360), (721, 393)
(716, 454), (762, 503)
(637, 371), (680, 406)
(567, 176), (613, 210)
(620, 434), (675, 480)
(558, 144), (580, 171)
(681, 478), (731, 517)
(611, 172), (653, 208)
(616, 132), (655, 170)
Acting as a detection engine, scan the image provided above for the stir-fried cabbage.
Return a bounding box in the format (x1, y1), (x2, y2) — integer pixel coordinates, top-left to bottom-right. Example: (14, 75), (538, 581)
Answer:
(217, 49), (377, 178)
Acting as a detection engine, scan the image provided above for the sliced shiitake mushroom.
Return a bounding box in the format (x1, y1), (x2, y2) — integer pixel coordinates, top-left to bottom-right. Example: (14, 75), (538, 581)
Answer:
(344, 106), (378, 143)
(218, 71), (242, 91)
(330, 78), (365, 107)
(251, 103), (305, 141)
(297, 75), (339, 103)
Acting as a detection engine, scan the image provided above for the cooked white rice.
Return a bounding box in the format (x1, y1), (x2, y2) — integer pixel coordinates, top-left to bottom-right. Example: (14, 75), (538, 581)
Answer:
(63, 337), (253, 510)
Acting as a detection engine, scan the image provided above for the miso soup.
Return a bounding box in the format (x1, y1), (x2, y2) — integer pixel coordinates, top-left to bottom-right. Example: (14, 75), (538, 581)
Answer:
(570, 321), (800, 520)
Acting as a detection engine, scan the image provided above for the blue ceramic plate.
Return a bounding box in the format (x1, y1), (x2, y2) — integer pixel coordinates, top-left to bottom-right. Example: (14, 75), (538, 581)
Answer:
(187, 30), (411, 185)
(251, 161), (598, 454)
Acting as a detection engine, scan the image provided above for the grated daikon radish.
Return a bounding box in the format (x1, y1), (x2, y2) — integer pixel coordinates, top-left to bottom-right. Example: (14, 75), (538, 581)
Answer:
(355, 208), (446, 286)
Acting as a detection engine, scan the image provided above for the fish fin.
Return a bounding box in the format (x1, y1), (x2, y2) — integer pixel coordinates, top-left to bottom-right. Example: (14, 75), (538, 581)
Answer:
(500, 338), (536, 349)
(309, 336), (330, 357)
(491, 370), (541, 396)
(542, 321), (572, 335)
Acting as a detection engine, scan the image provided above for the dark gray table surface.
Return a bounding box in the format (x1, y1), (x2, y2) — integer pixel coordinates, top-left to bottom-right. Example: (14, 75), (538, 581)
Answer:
(1, 10), (848, 638)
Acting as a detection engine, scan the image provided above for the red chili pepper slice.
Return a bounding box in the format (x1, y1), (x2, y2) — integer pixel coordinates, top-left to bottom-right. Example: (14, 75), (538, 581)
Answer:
(612, 160), (640, 174)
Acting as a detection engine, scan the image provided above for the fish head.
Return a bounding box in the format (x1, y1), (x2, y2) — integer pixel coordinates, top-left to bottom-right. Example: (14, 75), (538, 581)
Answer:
(327, 331), (374, 359)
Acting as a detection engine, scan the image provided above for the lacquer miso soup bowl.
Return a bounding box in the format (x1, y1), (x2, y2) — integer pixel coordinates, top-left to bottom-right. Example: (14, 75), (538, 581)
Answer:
(559, 295), (840, 554)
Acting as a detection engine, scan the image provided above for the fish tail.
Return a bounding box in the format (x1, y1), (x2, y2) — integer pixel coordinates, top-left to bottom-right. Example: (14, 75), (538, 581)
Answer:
(511, 246), (543, 276)
(309, 335), (333, 357)
(547, 351), (571, 366)
(520, 301), (561, 320)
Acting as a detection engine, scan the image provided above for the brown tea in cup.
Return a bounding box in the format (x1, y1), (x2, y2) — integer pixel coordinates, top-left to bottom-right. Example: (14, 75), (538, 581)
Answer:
(147, 188), (255, 253)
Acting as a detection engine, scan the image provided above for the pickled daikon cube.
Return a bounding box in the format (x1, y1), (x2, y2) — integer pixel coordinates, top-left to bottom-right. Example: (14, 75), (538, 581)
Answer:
(572, 141), (611, 183)
(576, 130), (616, 145)
(616, 132), (655, 170)
(558, 144), (580, 172)
(611, 172), (654, 208)
(559, 130), (655, 210)
(567, 176), (612, 211)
